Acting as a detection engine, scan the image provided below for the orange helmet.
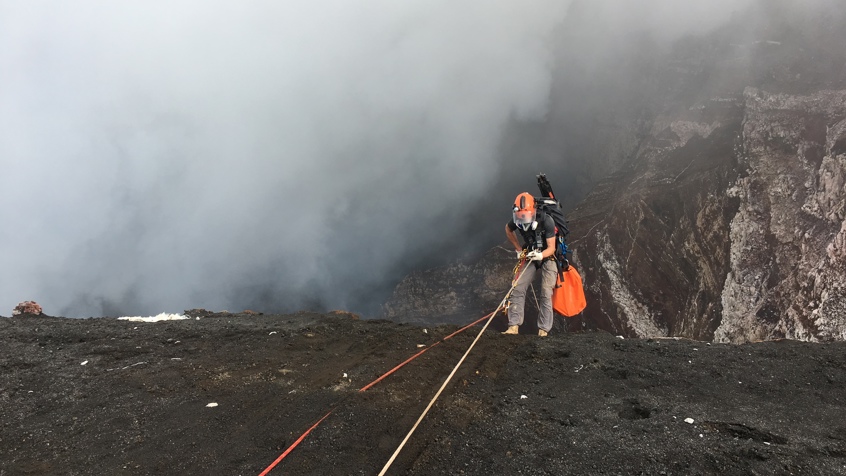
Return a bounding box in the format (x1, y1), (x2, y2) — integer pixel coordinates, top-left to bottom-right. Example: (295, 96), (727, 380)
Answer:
(512, 192), (536, 231)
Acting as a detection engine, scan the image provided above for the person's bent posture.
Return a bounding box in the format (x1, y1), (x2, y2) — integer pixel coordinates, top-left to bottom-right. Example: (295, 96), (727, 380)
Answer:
(504, 192), (557, 337)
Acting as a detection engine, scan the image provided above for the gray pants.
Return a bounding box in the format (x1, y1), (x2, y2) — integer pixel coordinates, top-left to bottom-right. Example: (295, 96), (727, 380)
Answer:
(508, 259), (557, 332)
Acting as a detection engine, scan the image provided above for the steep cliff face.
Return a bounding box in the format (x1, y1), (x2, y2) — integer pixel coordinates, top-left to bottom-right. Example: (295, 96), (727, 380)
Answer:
(570, 88), (846, 342)
(569, 98), (742, 340)
(717, 88), (846, 342)
(385, 89), (846, 342)
(383, 2), (846, 342)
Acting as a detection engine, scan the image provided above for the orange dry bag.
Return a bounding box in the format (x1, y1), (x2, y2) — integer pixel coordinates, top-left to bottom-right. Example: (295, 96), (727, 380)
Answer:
(552, 266), (586, 317)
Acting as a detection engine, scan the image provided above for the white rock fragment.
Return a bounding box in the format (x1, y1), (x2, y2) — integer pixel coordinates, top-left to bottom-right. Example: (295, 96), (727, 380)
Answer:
(520, 395), (528, 400)
(616, 335), (624, 339)
(699, 434), (704, 438)
(269, 331), (278, 335)
(119, 313), (188, 322)
(343, 373), (348, 378)
(684, 418), (695, 424)
(80, 360), (88, 366)
(206, 403), (218, 408)
(423, 329), (428, 334)
(416, 344), (425, 348)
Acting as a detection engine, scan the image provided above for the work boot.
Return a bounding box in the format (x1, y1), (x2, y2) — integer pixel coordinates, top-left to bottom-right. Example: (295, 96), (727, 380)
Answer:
(502, 325), (519, 335)
(538, 329), (548, 337)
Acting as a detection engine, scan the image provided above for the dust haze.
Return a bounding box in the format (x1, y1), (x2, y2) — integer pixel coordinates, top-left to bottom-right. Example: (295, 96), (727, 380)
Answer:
(1, 0), (754, 317)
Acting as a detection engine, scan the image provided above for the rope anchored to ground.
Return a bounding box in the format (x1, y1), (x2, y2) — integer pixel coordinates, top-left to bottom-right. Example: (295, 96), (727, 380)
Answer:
(259, 259), (531, 475)
(377, 260), (531, 475)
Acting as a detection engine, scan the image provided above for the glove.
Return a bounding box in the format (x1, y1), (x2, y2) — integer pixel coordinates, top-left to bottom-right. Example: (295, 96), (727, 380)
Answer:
(527, 250), (543, 261)
(516, 250), (524, 259)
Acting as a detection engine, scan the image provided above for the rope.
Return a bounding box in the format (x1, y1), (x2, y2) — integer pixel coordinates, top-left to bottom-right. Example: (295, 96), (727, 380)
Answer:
(256, 309), (502, 475)
(530, 283), (540, 312)
(257, 410), (334, 476)
(358, 311), (496, 393)
(377, 261), (531, 475)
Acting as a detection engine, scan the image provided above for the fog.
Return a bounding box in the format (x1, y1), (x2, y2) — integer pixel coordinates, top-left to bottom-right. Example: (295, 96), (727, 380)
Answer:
(1, 0), (753, 317)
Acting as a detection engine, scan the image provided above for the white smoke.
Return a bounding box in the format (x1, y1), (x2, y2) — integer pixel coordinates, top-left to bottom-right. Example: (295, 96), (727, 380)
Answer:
(0, 0), (752, 316)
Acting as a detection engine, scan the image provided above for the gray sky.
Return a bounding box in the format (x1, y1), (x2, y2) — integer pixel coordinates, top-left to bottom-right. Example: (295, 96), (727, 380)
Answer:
(0, 0), (751, 317)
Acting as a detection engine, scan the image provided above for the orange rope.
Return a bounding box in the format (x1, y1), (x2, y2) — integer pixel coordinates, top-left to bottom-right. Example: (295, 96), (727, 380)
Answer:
(258, 410), (334, 476)
(257, 309), (500, 475)
(377, 261), (531, 475)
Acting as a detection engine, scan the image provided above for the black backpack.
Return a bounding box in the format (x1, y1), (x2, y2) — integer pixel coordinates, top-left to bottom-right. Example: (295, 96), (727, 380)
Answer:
(535, 174), (570, 277)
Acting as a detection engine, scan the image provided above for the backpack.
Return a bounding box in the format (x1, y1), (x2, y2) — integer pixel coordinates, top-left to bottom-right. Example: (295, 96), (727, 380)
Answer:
(535, 174), (586, 317)
(535, 174), (571, 274)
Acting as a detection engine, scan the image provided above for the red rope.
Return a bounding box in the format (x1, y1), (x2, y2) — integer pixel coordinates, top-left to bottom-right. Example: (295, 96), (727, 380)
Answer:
(256, 309), (498, 475)
(258, 410), (334, 476)
(358, 311), (494, 393)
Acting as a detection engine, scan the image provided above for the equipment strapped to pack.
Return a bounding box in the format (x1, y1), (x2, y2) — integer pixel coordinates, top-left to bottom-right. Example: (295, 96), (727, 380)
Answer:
(535, 174), (571, 280)
(534, 173), (586, 317)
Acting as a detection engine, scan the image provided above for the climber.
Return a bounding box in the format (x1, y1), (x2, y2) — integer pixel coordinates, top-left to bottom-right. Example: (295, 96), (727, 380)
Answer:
(504, 192), (557, 337)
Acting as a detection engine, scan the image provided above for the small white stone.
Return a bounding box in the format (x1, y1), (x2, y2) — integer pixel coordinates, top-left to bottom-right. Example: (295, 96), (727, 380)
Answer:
(206, 402), (218, 408)
(81, 360), (88, 366)
(684, 418), (694, 424)
(423, 329), (428, 334)
(343, 373), (348, 378)
(269, 331), (277, 335)
(520, 395), (528, 399)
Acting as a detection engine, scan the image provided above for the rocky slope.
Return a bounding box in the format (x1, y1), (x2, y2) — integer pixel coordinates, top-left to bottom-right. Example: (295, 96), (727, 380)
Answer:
(718, 88), (846, 342)
(2, 313), (845, 475)
(570, 87), (846, 343)
(384, 2), (846, 343)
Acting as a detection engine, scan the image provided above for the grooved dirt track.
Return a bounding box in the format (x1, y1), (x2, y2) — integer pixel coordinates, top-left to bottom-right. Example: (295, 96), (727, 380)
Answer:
(2, 312), (845, 475)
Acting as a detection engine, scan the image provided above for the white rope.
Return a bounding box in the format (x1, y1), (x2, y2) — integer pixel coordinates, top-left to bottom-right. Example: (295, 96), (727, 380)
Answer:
(377, 262), (531, 476)
(530, 283), (540, 311)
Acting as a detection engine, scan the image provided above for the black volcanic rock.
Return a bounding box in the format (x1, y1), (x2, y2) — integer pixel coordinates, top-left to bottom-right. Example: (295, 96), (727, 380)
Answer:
(1, 313), (845, 475)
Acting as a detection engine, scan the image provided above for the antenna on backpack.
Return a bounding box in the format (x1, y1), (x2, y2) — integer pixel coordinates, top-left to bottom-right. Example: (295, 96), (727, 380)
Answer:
(537, 173), (555, 200)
